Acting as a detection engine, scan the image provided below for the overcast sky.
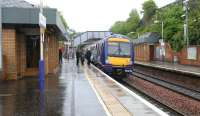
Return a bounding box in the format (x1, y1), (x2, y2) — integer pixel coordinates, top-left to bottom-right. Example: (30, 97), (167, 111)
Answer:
(25, 0), (175, 32)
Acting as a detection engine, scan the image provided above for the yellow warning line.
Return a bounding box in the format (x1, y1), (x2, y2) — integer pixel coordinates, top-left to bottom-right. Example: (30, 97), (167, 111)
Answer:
(84, 66), (132, 116)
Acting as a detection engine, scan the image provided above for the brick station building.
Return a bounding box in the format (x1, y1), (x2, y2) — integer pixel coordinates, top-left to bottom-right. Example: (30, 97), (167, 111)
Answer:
(1, 0), (68, 80)
(133, 32), (200, 66)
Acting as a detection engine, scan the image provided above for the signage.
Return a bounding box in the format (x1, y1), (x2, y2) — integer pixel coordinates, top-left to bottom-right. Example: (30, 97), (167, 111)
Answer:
(39, 13), (46, 29)
(187, 47), (197, 60)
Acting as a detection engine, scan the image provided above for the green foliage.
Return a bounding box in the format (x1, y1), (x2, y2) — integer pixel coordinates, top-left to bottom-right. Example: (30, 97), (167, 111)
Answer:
(110, 9), (140, 35)
(110, 21), (127, 35)
(68, 29), (79, 40)
(142, 0), (157, 25)
(110, 0), (200, 52)
(188, 0), (200, 45)
(170, 31), (184, 52)
(126, 9), (140, 32)
(60, 13), (69, 29)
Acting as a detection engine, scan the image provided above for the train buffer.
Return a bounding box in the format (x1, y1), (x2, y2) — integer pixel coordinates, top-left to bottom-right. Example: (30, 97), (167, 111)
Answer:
(0, 59), (170, 116)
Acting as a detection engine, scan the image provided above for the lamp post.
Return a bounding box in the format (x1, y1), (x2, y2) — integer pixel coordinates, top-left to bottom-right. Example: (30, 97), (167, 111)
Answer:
(39, 0), (46, 81)
(154, 20), (165, 62)
(183, 0), (189, 47)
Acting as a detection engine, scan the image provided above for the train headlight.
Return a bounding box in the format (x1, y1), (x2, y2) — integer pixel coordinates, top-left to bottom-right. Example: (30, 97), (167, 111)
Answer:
(106, 59), (110, 64)
(129, 60), (133, 65)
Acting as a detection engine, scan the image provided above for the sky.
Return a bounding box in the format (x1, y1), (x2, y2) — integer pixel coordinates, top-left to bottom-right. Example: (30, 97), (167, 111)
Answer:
(25, 0), (175, 32)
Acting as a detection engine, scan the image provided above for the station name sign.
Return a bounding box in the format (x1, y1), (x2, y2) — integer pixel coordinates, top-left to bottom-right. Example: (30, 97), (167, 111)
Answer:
(39, 13), (46, 29)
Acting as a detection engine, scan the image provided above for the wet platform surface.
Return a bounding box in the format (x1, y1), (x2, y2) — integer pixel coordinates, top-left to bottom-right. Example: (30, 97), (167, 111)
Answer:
(0, 60), (106, 116)
(135, 61), (200, 76)
(86, 65), (165, 116)
(0, 59), (169, 116)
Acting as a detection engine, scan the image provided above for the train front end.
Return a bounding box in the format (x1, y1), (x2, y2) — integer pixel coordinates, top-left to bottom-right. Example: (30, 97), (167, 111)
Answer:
(104, 37), (134, 75)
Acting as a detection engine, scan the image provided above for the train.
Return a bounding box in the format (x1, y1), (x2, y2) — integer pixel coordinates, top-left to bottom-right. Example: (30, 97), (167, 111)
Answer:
(88, 34), (134, 76)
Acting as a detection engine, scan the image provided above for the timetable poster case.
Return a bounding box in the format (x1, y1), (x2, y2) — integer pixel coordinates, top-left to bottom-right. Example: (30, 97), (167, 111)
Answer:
(187, 47), (197, 60)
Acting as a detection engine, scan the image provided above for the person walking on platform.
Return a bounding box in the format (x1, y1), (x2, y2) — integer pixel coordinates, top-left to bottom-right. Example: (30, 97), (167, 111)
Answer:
(59, 48), (63, 64)
(80, 49), (85, 65)
(76, 48), (81, 66)
(85, 49), (92, 66)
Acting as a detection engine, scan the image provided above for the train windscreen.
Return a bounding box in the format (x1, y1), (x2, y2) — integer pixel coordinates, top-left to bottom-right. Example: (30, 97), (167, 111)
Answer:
(108, 42), (131, 57)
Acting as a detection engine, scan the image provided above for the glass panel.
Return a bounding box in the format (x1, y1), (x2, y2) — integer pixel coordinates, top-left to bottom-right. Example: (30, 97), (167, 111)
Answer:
(119, 43), (131, 56)
(108, 42), (130, 57)
(187, 47), (197, 60)
(108, 42), (119, 56)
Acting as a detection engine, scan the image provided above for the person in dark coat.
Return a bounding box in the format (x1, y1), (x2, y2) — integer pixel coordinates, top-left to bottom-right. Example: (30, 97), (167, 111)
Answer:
(59, 48), (63, 64)
(80, 49), (85, 65)
(76, 48), (81, 66)
(85, 49), (92, 66)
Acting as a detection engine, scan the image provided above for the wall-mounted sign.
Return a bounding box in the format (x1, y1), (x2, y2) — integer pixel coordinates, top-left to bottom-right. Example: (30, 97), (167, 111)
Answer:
(39, 13), (46, 29)
(187, 47), (197, 60)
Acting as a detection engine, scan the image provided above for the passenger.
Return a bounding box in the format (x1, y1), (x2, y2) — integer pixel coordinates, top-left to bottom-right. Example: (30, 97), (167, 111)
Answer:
(59, 48), (63, 64)
(85, 48), (92, 66)
(76, 48), (81, 66)
(81, 49), (85, 65)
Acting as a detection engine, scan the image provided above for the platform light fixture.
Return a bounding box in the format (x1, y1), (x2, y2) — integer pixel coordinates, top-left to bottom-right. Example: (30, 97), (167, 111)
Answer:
(154, 19), (165, 62)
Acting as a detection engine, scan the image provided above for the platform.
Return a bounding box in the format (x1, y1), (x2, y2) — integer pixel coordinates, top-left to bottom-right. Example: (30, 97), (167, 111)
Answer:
(135, 61), (200, 77)
(0, 59), (169, 116)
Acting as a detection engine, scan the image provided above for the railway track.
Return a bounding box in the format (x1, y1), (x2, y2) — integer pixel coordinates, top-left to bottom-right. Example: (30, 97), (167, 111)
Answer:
(119, 69), (200, 116)
(131, 70), (200, 101)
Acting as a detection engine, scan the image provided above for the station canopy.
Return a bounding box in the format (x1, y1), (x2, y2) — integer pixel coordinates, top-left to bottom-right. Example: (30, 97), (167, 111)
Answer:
(2, 0), (69, 40)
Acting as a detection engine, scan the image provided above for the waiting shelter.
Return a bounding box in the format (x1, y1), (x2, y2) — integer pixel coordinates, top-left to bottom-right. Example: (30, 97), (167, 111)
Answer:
(1, 0), (68, 80)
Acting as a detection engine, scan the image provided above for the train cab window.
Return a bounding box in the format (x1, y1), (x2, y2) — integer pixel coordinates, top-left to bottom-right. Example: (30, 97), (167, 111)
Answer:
(108, 42), (131, 57)
(119, 42), (131, 57)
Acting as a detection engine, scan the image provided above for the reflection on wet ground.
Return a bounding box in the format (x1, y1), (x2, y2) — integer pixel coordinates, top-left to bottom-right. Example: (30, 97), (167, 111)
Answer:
(0, 60), (106, 116)
(0, 75), (63, 116)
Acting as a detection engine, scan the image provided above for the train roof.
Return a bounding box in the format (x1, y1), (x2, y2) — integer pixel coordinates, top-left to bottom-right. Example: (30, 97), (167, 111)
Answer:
(106, 34), (130, 39)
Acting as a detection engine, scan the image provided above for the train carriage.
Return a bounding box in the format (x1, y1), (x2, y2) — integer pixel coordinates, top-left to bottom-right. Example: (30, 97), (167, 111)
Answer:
(90, 34), (134, 76)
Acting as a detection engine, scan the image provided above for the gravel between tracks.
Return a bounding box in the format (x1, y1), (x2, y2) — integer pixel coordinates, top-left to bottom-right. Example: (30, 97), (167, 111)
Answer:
(126, 76), (200, 116)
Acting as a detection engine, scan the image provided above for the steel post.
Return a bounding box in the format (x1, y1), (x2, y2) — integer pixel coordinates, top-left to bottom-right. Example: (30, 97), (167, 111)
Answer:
(39, 0), (45, 81)
(0, 0), (3, 73)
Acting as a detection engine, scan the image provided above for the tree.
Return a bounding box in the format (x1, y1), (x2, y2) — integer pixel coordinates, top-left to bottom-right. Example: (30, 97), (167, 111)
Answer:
(68, 29), (79, 40)
(142, 0), (157, 25)
(110, 9), (140, 36)
(110, 21), (127, 35)
(188, 0), (200, 45)
(170, 31), (184, 52)
(126, 9), (140, 33)
(157, 4), (184, 51)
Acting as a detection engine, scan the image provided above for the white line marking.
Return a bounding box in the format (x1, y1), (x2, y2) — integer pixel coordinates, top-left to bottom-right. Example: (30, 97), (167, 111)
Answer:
(84, 68), (112, 116)
(91, 64), (170, 116)
(135, 62), (200, 76)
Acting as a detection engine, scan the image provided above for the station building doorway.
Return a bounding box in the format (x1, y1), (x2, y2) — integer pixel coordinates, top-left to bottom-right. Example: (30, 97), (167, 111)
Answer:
(26, 35), (40, 68)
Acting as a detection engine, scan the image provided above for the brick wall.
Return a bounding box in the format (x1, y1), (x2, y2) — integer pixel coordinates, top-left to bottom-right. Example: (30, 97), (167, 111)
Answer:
(155, 43), (174, 62)
(179, 46), (200, 66)
(45, 35), (59, 74)
(2, 28), (17, 80)
(134, 43), (150, 62)
(16, 33), (26, 78)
